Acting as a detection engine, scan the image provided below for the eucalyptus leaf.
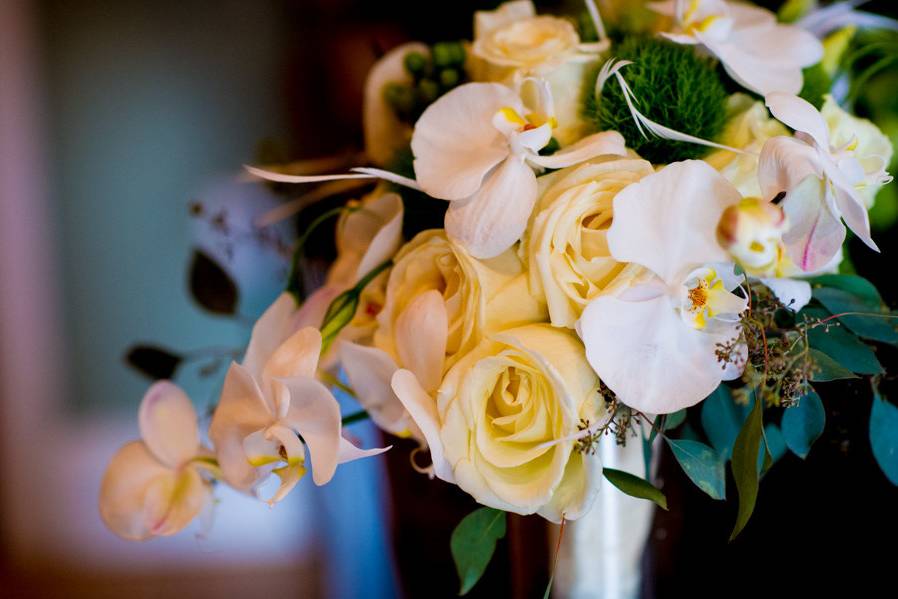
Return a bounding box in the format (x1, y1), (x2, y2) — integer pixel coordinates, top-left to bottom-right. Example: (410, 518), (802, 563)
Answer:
(805, 312), (883, 375)
(451, 507), (507, 595)
(701, 385), (743, 460)
(808, 348), (859, 382)
(810, 274), (883, 306)
(665, 438), (726, 500)
(188, 250), (238, 315)
(730, 396), (763, 541)
(812, 286), (898, 345)
(663, 409), (687, 431)
(603, 468), (668, 510)
(781, 390), (825, 459)
(758, 424), (786, 475)
(870, 393), (898, 485)
(124, 344), (183, 380)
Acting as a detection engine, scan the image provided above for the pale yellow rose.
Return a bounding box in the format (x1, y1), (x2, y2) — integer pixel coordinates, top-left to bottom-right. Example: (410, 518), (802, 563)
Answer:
(706, 94), (789, 198)
(374, 229), (546, 375)
(523, 157), (655, 327)
(820, 94), (893, 208)
(468, 1), (600, 146)
(436, 324), (603, 521)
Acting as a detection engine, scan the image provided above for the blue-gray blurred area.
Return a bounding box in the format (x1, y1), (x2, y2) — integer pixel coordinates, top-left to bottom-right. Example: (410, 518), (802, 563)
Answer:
(0, 1), (398, 596)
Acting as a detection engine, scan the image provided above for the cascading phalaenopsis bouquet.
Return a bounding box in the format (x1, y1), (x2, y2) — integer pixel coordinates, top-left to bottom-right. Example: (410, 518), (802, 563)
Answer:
(101, 0), (898, 593)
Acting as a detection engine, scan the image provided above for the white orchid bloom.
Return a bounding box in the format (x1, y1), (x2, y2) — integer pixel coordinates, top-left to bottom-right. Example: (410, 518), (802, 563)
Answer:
(411, 79), (626, 259)
(209, 293), (389, 504)
(577, 161), (748, 414)
(758, 92), (892, 272)
(100, 382), (214, 540)
(649, 0), (822, 95)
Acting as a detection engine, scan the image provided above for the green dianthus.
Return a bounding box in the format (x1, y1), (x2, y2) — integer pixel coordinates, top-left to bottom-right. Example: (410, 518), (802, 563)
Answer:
(586, 36), (729, 163)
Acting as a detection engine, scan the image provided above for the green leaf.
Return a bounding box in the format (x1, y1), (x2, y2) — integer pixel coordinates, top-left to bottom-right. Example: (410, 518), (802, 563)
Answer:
(760, 424), (787, 472)
(665, 438), (726, 500)
(642, 433), (653, 480)
(812, 286), (898, 345)
(808, 348), (859, 382)
(781, 390), (826, 459)
(870, 393), (898, 485)
(451, 507), (507, 595)
(318, 260), (392, 353)
(810, 274), (883, 306)
(602, 468), (668, 510)
(188, 250), (238, 315)
(701, 385), (743, 460)
(663, 409), (687, 431)
(730, 397), (764, 541)
(805, 310), (883, 375)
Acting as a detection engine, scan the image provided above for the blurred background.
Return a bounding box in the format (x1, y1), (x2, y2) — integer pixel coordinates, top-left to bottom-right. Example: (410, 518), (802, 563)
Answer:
(2, 1), (898, 597)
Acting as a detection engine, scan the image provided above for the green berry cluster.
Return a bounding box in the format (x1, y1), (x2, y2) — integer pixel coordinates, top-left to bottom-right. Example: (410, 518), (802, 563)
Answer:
(383, 41), (467, 124)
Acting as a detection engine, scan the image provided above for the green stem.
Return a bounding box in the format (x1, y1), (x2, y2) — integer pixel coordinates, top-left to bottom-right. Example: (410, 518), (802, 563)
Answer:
(341, 410), (370, 426)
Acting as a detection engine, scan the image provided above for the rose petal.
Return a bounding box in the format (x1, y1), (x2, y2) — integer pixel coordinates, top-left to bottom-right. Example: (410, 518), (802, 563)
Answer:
(411, 82), (520, 200)
(391, 369), (455, 483)
(445, 155), (538, 259)
(607, 160), (738, 286)
(138, 381), (199, 469)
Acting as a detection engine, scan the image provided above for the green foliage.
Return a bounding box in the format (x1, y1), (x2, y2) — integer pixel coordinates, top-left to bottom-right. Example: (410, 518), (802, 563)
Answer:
(701, 385), (744, 460)
(782, 390), (826, 459)
(799, 62), (832, 110)
(663, 409), (687, 431)
(730, 397), (765, 541)
(666, 438), (726, 500)
(450, 507), (506, 595)
(384, 42), (467, 125)
(319, 260), (392, 354)
(804, 307), (883, 375)
(587, 35), (728, 163)
(870, 390), (898, 485)
(811, 285), (898, 345)
(602, 468), (668, 510)
(808, 348), (859, 382)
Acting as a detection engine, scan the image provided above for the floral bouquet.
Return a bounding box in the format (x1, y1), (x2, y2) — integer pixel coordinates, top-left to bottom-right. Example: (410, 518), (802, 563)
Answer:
(101, 0), (898, 596)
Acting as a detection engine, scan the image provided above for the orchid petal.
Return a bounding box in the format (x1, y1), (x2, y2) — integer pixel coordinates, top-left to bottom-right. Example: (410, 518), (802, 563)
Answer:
(352, 193), (404, 281)
(578, 294), (736, 414)
(765, 93), (831, 150)
(363, 42), (430, 166)
(337, 436), (391, 464)
(340, 341), (421, 439)
(608, 160), (738, 286)
(527, 130), (627, 170)
(728, 19), (822, 68)
(445, 156), (538, 259)
(759, 277), (812, 311)
(391, 369), (456, 483)
(263, 326), (322, 386)
(832, 183), (878, 252)
(781, 175), (847, 272)
(293, 285), (341, 330)
(209, 363), (272, 492)
(138, 381), (199, 469)
(279, 377), (342, 485)
(395, 290), (448, 393)
(260, 424), (307, 503)
(99, 441), (208, 540)
(711, 40), (805, 96)
(757, 135), (822, 199)
(243, 293), (298, 381)
(411, 83), (521, 200)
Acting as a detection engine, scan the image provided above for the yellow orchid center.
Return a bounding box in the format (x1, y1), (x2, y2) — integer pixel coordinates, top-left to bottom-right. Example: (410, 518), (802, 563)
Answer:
(683, 269), (741, 330)
(496, 106), (557, 132)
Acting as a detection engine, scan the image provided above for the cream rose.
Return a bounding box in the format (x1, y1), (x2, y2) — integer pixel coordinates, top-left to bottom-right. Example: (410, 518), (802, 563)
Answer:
(705, 94), (789, 198)
(374, 229), (546, 374)
(409, 324), (603, 521)
(820, 94), (893, 208)
(523, 156), (655, 327)
(468, 1), (600, 146)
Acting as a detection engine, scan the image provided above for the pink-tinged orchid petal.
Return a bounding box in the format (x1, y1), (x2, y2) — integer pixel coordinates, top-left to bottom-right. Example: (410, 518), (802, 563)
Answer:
(781, 175), (847, 272)
(337, 436), (391, 464)
(243, 293), (299, 381)
(209, 363), (272, 492)
(138, 381), (199, 469)
(832, 184), (878, 252)
(293, 285), (341, 330)
(340, 341), (422, 440)
(577, 294), (737, 414)
(262, 327), (322, 385)
(765, 93), (831, 149)
(445, 156), (538, 259)
(757, 135), (822, 199)
(363, 42), (430, 167)
(527, 130), (627, 170)
(395, 290), (449, 393)
(279, 377), (342, 485)
(351, 192), (404, 282)
(759, 277), (812, 311)
(608, 161), (738, 286)
(411, 83), (521, 200)
(391, 369), (456, 483)
(99, 441), (209, 541)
